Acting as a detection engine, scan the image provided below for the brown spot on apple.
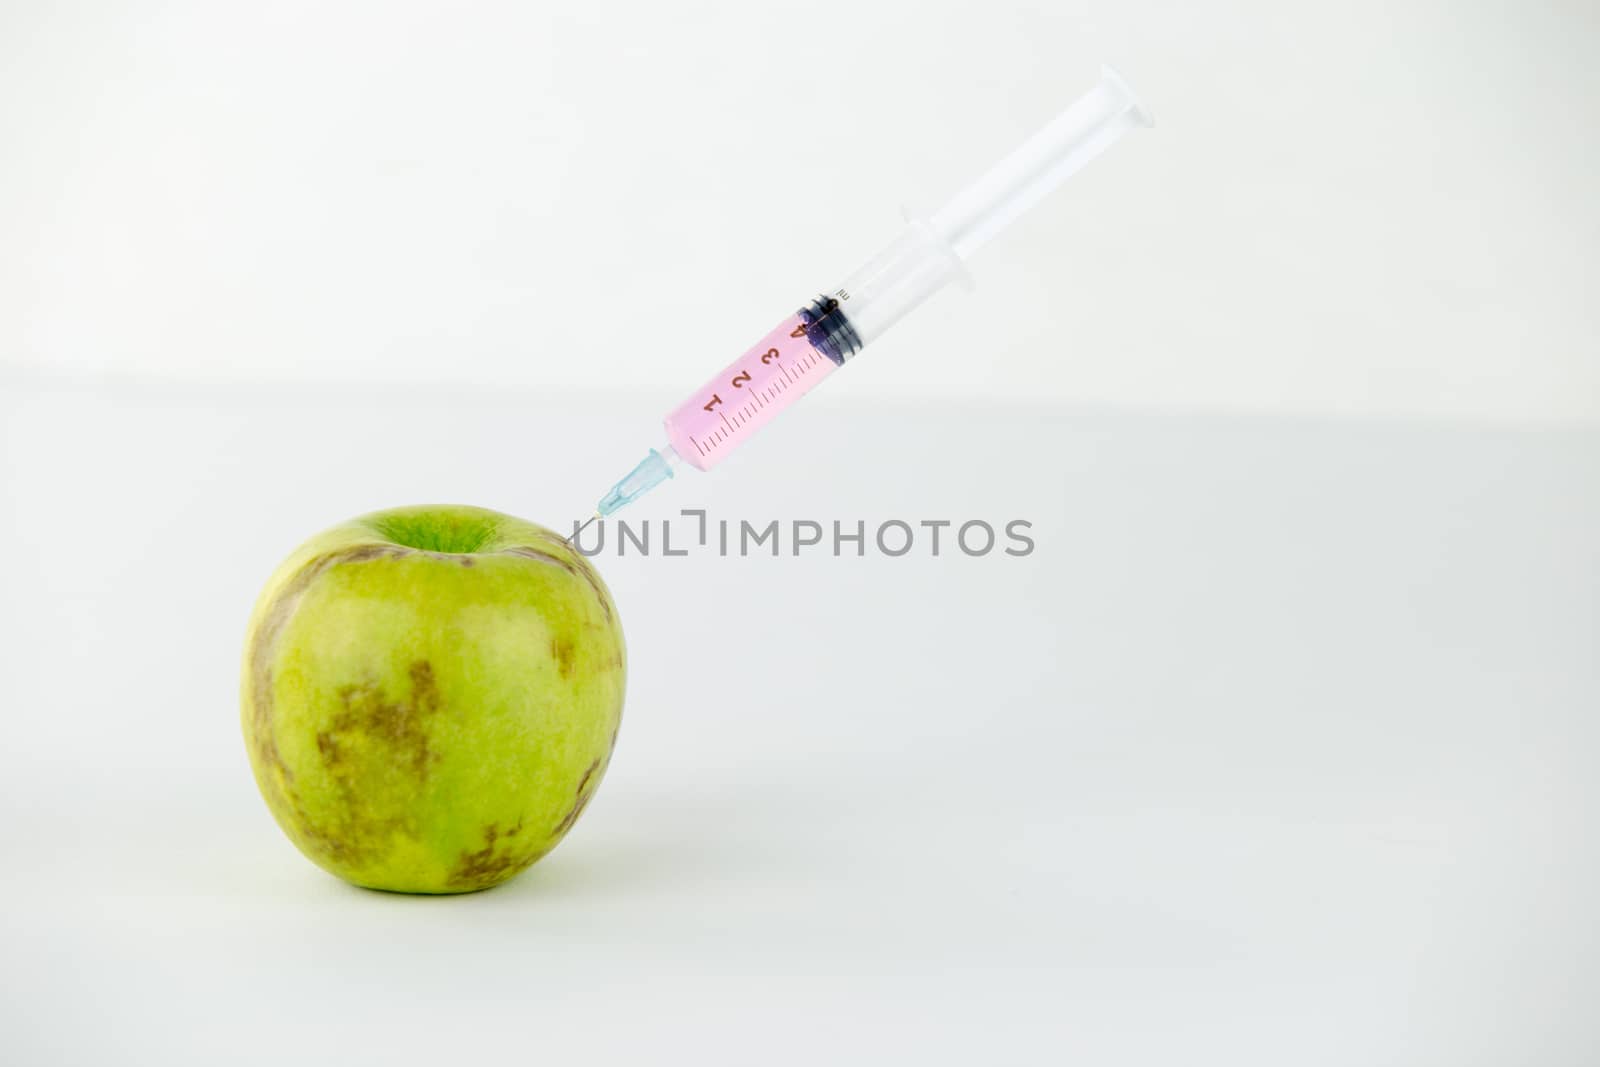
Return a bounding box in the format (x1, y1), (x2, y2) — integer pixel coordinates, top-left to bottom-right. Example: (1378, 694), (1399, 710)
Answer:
(322, 660), (442, 779)
(498, 544), (615, 624)
(550, 635), (576, 679)
(249, 542), (413, 754)
(553, 758), (602, 835)
(447, 823), (549, 891)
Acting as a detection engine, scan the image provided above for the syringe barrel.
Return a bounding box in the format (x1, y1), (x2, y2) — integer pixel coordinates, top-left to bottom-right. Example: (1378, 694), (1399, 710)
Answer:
(663, 312), (839, 471)
(820, 66), (1150, 355)
(819, 220), (970, 351)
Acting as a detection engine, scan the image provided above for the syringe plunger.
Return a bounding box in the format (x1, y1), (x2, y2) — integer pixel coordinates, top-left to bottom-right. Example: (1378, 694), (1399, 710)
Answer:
(829, 66), (1152, 350)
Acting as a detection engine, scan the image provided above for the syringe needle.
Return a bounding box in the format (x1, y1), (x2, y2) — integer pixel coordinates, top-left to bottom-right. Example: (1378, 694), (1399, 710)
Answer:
(564, 513), (598, 546)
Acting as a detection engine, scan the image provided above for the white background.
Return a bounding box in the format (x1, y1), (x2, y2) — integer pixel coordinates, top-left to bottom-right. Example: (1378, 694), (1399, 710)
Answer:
(4, 387), (1596, 1064)
(2, 2), (1597, 1065)
(3, 0), (1597, 422)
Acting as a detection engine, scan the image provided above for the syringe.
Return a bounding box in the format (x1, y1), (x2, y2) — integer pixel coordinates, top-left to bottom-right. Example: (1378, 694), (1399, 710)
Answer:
(579, 67), (1151, 529)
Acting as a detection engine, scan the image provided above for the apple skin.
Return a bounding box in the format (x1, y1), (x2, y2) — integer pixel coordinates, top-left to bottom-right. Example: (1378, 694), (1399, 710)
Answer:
(241, 505), (624, 893)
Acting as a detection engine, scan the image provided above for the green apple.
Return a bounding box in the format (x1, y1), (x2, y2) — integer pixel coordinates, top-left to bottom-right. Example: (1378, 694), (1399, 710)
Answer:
(240, 505), (624, 893)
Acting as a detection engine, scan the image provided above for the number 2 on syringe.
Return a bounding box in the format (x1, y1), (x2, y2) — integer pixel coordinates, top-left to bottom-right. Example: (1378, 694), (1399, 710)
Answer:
(701, 348), (783, 412)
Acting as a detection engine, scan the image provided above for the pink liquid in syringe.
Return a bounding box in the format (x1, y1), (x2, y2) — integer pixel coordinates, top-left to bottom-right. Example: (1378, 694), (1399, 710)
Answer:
(664, 314), (838, 471)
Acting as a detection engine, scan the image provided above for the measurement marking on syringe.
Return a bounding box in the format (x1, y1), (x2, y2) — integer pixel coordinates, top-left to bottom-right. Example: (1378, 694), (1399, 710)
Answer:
(690, 436), (706, 456)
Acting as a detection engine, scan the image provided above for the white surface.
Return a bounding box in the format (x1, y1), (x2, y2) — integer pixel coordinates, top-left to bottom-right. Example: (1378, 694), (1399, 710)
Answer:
(3, 0), (1598, 422)
(1, 379), (1596, 1064)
